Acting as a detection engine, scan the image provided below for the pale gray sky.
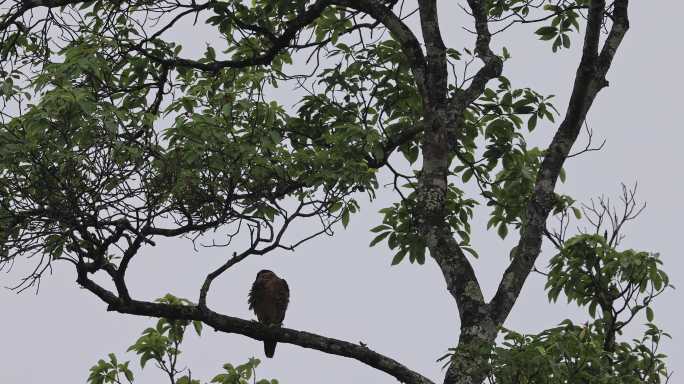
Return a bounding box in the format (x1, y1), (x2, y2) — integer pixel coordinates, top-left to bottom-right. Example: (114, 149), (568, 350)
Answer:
(1, 1), (682, 383)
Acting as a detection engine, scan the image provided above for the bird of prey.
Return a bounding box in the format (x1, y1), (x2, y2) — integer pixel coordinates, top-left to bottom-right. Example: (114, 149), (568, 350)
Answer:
(248, 269), (290, 358)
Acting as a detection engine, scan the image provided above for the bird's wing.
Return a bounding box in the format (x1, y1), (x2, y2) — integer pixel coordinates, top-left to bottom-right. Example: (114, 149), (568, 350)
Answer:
(248, 279), (264, 310)
(275, 278), (290, 324)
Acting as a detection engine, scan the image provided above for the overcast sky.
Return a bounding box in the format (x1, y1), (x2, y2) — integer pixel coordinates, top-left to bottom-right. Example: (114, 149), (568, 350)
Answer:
(1, 1), (682, 383)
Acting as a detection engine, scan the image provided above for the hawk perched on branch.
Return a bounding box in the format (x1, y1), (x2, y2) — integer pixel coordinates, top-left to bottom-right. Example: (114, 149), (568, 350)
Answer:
(248, 269), (290, 358)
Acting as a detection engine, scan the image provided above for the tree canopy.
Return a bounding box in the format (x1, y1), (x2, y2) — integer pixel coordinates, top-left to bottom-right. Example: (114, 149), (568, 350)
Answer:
(0, 0), (673, 383)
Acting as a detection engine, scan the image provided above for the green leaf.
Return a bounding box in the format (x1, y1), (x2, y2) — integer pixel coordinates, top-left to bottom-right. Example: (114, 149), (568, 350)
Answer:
(502, 46), (511, 59)
(571, 206), (582, 219)
(646, 307), (654, 322)
(341, 208), (350, 228)
(404, 145), (419, 164)
(502, 93), (513, 107)
(462, 246), (479, 259)
(391, 248), (408, 265)
(413, 245), (426, 265)
(497, 223), (508, 239)
(181, 98), (194, 113)
(514, 105), (535, 114)
(387, 232), (398, 249)
(527, 114), (537, 131)
(370, 224), (390, 233)
(193, 320), (202, 336)
(206, 45), (216, 60)
(462, 168), (474, 183)
(329, 201), (343, 213)
(561, 34), (571, 49)
(535, 26), (558, 39)
(369, 231), (390, 247)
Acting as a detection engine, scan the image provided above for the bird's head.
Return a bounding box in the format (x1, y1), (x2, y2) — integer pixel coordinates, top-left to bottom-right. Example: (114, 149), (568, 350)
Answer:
(256, 269), (276, 280)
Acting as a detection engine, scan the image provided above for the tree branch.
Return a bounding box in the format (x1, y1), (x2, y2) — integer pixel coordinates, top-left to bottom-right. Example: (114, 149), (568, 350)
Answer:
(75, 272), (435, 384)
(0, 0), (86, 31)
(417, 0), (447, 105)
(129, 0), (332, 72)
(490, 0), (629, 325)
(420, 0), (497, 324)
(451, 0), (503, 108)
(407, 4), (500, 383)
(416, 0), (492, 329)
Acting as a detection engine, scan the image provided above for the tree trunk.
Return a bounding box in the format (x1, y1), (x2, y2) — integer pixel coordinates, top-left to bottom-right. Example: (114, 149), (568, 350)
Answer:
(443, 315), (498, 384)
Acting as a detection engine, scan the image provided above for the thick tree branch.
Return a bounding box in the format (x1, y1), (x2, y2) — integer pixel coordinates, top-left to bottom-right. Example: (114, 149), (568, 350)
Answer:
(441, 10), (501, 327)
(416, 0), (490, 326)
(490, 0), (629, 326)
(598, 0), (629, 73)
(408, 5), (498, 382)
(417, 0), (447, 105)
(429, 231), (486, 315)
(419, 0), (497, 321)
(75, 272), (435, 384)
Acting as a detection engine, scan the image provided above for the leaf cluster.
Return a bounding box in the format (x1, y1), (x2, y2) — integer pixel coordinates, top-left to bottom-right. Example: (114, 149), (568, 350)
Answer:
(370, 183), (478, 265)
(491, 320), (670, 384)
(454, 77), (558, 240)
(546, 234), (670, 323)
(88, 294), (278, 384)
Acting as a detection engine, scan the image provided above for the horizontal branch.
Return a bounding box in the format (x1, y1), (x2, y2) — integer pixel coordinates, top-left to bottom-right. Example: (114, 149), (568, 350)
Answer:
(0, 0), (86, 31)
(76, 271), (434, 384)
(131, 0), (333, 72)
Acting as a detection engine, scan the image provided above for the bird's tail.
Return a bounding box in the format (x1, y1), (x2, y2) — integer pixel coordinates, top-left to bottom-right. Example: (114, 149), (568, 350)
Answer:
(264, 340), (277, 358)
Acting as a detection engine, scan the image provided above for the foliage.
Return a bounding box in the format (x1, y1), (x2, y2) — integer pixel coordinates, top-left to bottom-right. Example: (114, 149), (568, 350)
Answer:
(490, 232), (673, 383)
(370, 183), (479, 264)
(491, 321), (670, 384)
(547, 234), (669, 323)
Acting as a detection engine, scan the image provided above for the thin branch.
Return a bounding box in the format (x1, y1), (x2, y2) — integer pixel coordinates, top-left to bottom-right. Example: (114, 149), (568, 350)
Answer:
(567, 120), (606, 158)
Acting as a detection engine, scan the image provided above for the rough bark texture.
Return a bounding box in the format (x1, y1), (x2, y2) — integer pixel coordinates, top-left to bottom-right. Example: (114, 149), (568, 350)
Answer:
(413, 1), (630, 383)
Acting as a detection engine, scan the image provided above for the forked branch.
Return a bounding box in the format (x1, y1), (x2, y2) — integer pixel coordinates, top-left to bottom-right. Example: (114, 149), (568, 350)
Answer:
(490, 0), (630, 325)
